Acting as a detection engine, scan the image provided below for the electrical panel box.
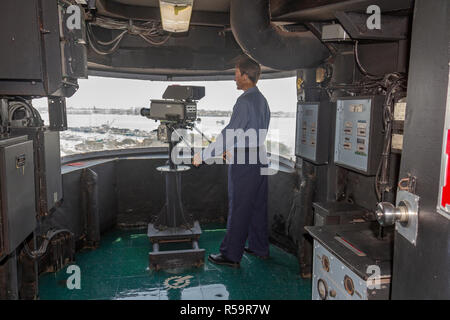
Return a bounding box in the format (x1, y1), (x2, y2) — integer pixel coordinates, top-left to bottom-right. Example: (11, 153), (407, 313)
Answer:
(10, 128), (63, 217)
(0, 0), (87, 97)
(0, 136), (36, 258)
(295, 101), (332, 164)
(334, 96), (384, 175)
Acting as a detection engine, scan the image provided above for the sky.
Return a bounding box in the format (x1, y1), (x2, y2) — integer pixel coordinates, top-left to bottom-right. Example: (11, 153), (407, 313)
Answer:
(33, 76), (298, 113)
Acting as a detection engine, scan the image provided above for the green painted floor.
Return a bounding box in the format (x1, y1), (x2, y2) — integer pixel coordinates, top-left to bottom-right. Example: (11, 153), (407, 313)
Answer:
(38, 224), (312, 300)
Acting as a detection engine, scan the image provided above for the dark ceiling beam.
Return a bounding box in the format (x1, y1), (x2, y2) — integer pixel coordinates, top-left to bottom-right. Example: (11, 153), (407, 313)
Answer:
(87, 66), (296, 81)
(96, 0), (229, 27)
(270, 0), (344, 18)
(271, 0), (414, 22)
(86, 24), (244, 76)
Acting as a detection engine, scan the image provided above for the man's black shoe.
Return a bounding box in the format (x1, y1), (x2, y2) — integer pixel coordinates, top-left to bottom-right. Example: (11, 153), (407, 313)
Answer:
(208, 253), (240, 268)
(244, 247), (269, 259)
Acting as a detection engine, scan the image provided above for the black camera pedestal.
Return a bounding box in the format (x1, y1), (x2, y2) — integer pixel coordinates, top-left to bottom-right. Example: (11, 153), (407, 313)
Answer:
(147, 128), (205, 271)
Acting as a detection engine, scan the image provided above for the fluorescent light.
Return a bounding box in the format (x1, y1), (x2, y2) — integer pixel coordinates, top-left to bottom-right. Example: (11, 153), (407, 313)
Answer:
(159, 0), (194, 33)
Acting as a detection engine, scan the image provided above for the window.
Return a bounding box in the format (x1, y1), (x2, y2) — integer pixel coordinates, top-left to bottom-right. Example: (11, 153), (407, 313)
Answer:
(33, 76), (297, 160)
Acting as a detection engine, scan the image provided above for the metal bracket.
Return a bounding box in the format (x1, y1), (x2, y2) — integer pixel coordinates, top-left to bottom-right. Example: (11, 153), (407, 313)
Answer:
(396, 190), (419, 246)
(398, 174), (417, 194)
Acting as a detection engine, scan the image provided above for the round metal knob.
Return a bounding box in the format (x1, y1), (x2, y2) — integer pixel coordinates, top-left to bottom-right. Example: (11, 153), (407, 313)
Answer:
(330, 289), (337, 298)
(376, 202), (409, 226)
(317, 279), (328, 300)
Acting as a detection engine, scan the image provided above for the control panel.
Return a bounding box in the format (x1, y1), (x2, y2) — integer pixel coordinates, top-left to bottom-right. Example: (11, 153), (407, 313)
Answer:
(334, 96), (384, 175)
(312, 240), (390, 300)
(295, 101), (331, 164)
(185, 103), (198, 122)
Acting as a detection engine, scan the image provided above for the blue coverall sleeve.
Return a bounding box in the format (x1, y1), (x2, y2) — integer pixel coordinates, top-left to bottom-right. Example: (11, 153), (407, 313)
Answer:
(200, 99), (249, 162)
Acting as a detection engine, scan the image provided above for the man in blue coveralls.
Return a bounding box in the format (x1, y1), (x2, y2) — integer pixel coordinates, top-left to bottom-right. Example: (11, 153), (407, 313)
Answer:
(192, 56), (271, 268)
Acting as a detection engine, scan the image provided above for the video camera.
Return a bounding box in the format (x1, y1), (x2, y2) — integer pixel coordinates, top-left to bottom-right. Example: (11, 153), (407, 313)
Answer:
(140, 85), (205, 125)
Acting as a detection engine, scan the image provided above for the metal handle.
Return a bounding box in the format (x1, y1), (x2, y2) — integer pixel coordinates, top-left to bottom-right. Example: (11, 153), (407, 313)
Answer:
(375, 202), (409, 226)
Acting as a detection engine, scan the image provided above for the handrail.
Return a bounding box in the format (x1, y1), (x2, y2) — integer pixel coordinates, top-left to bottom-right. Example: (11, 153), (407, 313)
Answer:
(61, 147), (296, 172)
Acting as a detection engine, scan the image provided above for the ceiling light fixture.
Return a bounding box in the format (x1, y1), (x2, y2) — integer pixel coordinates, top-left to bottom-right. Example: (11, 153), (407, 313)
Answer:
(159, 0), (194, 33)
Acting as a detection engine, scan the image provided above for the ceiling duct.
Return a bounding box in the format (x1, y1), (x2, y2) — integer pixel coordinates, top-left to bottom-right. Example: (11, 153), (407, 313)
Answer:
(230, 0), (330, 70)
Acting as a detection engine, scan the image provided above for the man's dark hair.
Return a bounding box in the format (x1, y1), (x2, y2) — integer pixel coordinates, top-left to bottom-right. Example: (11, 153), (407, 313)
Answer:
(236, 56), (261, 84)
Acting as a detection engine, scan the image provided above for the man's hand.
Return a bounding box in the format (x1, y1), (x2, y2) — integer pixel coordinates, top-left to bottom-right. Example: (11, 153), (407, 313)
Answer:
(192, 152), (202, 167)
(222, 151), (232, 163)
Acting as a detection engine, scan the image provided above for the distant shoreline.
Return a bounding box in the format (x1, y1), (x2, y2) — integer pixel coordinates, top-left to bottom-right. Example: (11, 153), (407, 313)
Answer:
(36, 107), (295, 118)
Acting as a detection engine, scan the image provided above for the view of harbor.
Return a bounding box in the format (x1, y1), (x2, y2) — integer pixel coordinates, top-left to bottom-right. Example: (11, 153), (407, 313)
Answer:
(37, 108), (297, 159)
(33, 76), (298, 159)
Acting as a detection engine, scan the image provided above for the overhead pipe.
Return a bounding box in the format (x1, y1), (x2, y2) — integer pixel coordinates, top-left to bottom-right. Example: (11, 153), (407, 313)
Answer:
(230, 0), (330, 70)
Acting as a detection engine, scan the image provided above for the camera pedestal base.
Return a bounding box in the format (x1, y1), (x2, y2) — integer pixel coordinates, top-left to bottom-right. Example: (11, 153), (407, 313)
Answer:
(148, 221), (205, 271)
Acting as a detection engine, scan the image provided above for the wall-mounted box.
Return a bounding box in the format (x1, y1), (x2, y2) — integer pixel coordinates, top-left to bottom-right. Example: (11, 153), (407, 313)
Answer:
(295, 101), (332, 164)
(0, 0), (86, 97)
(10, 128), (63, 217)
(334, 96), (384, 175)
(0, 136), (36, 259)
